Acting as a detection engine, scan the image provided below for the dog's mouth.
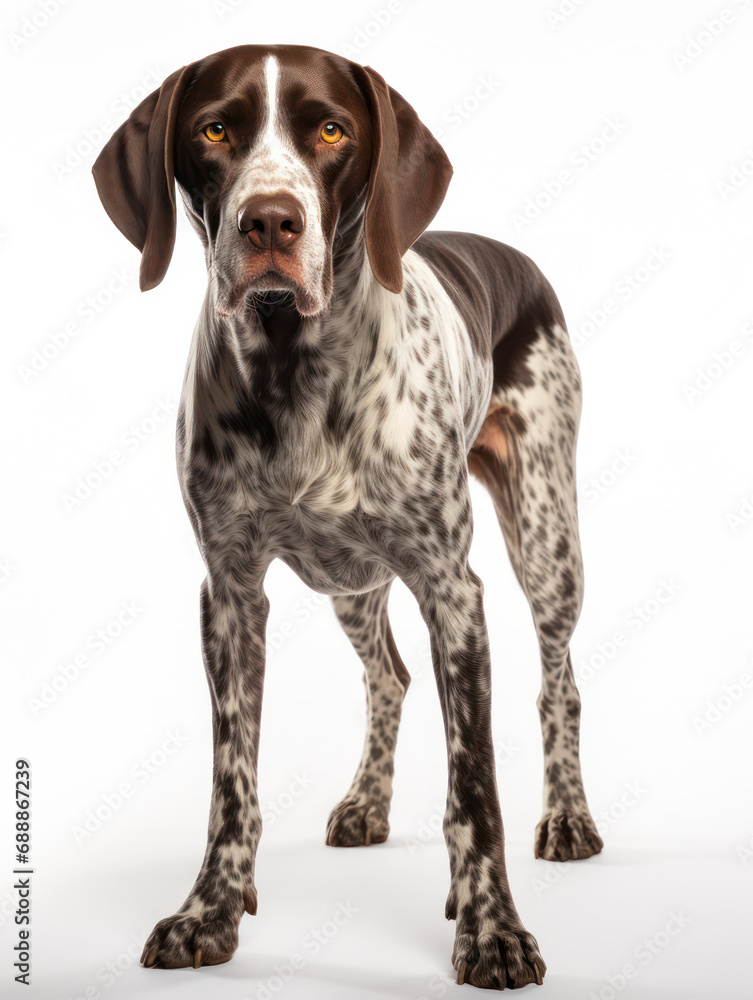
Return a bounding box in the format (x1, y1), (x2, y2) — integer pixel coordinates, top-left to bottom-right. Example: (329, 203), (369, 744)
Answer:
(245, 289), (303, 342)
(244, 260), (325, 317)
(246, 289), (297, 314)
(214, 250), (328, 321)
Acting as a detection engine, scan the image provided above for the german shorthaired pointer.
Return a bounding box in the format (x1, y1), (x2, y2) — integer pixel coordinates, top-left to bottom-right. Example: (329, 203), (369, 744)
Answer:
(93, 43), (602, 990)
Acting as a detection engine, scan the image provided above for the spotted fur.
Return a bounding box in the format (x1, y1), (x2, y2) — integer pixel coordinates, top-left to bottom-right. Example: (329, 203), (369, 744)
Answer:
(326, 582), (410, 847)
(470, 327), (604, 863)
(93, 43), (602, 990)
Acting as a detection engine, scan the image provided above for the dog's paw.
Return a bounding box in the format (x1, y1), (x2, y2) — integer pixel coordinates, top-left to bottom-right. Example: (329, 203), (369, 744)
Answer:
(140, 908), (240, 970)
(453, 927), (546, 990)
(325, 797), (389, 847)
(535, 807), (603, 861)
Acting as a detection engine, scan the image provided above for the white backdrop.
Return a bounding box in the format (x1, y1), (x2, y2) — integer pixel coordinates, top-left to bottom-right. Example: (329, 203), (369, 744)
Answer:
(2, 0), (753, 997)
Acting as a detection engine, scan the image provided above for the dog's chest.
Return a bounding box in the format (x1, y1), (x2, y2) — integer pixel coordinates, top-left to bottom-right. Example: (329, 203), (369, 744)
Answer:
(254, 328), (454, 518)
(180, 250), (491, 590)
(257, 251), (490, 516)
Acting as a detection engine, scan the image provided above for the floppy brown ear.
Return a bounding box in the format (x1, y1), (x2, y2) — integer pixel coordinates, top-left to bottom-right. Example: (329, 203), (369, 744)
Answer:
(355, 65), (453, 294)
(92, 64), (195, 292)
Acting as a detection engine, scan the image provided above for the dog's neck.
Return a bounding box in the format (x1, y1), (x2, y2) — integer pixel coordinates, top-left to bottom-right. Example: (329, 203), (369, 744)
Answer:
(246, 291), (303, 355)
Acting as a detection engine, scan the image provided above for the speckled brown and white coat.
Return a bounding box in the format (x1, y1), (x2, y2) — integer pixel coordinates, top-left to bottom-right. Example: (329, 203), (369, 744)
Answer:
(93, 43), (603, 991)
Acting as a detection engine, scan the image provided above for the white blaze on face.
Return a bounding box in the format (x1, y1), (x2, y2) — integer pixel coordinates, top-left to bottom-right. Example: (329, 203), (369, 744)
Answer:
(262, 53), (281, 154)
(221, 54), (327, 314)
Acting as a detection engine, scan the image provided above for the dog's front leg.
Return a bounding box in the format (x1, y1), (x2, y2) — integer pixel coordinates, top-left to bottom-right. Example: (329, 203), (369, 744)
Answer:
(141, 571), (269, 969)
(408, 561), (546, 990)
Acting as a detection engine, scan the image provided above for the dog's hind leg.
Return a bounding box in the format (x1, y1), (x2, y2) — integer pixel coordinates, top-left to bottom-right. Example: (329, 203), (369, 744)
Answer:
(469, 319), (603, 862)
(326, 582), (410, 847)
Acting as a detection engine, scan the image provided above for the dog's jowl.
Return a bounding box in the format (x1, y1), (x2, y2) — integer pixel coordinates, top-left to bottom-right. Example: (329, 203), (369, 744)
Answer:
(93, 43), (602, 990)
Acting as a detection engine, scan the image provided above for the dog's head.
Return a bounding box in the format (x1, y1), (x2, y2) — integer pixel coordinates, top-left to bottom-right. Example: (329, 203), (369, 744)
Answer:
(93, 44), (452, 317)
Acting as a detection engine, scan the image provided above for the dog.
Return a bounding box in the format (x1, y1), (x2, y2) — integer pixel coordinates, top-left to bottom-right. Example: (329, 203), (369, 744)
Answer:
(93, 43), (603, 990)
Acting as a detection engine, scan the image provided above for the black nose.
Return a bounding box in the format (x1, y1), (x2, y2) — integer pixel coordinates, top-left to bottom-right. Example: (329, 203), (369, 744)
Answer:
(237, 195), (305, 250)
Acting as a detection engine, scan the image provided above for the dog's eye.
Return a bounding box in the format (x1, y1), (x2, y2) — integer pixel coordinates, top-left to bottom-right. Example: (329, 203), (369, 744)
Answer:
(320, 122), (343, 144)
(204, 123), (226, 142)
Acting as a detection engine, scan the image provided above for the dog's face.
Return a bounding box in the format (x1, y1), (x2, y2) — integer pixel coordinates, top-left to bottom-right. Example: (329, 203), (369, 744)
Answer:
(175, 46), (375, 317)
(93, 44), (452, 317)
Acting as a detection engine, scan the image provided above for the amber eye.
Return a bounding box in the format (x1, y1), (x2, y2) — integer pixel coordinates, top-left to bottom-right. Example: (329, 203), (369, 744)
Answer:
(204, 123), (226, 142)
(320, 122), (343, 144)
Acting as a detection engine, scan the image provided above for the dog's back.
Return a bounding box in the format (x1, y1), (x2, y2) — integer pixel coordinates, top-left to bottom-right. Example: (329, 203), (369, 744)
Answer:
(415, 231), (567, 392)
